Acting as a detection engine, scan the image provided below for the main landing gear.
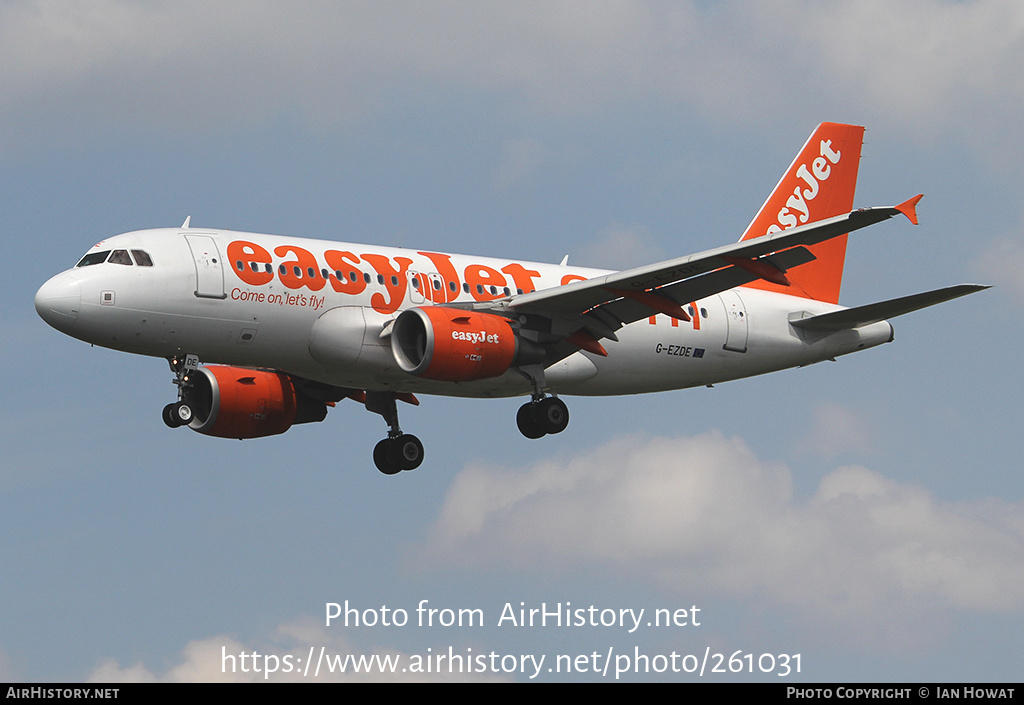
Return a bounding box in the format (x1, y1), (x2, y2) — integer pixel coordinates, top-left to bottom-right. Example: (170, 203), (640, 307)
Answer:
(514, 364), (569, 439)
(162, 354), (199, 429)
(516, 395), (570, 439)
(366, 391), (424, 475)
(367, 390), (567, 474)
(365, 388), (567, 475)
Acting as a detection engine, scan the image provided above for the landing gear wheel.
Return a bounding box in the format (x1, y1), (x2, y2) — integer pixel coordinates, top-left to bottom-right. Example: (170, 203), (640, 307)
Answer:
(163, 402), (191, 428)
(365, 392), (424, 475)
(534, 397), (569, 435)
(374, 435), (424, 474)
(172, 401), (193, 426)
(162, 403), (179, 428)
(374, 439), (402, 475)
(388, 434), (424, 471)
(517, 402), (546, 439)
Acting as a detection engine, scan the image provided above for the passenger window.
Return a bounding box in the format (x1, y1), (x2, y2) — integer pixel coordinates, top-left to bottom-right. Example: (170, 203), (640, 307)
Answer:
(132, 250), (154, 266)
(76, 251), (111, 267)
(108, 250), (133, 265)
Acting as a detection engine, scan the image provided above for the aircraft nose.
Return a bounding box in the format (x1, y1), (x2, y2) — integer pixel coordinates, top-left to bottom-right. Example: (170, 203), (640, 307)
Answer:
(35, 272), (81, 333)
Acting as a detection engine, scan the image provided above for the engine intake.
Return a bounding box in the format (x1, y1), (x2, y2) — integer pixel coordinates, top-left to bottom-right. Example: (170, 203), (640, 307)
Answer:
(186, 366), (328, 439)
(391, 307), (541, 382)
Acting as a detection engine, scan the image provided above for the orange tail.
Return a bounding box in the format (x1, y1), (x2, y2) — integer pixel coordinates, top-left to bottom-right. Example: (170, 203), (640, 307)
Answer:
(740, 122), (864, 304)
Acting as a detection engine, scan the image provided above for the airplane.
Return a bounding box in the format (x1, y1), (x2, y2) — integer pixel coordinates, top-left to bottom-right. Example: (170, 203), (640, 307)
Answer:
(34, 122), (987, 475)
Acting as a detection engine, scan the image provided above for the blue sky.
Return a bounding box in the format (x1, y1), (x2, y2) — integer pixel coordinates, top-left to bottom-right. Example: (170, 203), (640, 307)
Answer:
(3, 0), (1023, 682)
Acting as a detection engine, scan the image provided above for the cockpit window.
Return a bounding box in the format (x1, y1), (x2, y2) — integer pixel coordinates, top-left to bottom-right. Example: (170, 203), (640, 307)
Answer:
(76, 251), (111, 267)
(75, 248), (154, 267)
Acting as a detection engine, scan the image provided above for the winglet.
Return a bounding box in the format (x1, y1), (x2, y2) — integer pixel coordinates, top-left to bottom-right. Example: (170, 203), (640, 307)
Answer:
(895, 194), (923, 225)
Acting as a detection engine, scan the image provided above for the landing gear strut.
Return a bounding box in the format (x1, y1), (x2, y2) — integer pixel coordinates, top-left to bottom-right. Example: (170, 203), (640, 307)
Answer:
(366, 391), (424, 475)
(514, 364), (570, 439)
(163, 354), (200, 429)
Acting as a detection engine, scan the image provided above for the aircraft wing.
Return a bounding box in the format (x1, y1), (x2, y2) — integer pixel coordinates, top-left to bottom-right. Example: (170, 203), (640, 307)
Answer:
(589, 245), (817, 328)
(486, 201), (918, 340)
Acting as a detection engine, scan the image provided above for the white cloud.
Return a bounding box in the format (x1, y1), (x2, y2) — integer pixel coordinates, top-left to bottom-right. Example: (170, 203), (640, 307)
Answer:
(4, 1), (1024, 153)
(86, 617), (502, 682)
(796, 402), (878, 459)
(420, 432), (1024, 642)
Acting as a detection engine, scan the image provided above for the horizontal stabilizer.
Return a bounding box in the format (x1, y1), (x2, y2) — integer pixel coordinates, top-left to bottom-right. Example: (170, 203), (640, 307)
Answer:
(790, 284), (990, 332)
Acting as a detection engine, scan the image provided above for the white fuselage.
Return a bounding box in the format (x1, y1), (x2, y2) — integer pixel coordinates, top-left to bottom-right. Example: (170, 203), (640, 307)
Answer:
(34, 227), (893, 398)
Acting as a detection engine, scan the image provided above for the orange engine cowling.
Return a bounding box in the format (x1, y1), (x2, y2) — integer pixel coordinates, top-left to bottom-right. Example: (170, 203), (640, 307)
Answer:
(187, 366), (328, 439)
(391, 307), (536, 382)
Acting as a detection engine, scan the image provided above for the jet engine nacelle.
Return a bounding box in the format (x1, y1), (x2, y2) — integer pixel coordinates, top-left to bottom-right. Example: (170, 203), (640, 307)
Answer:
(186, 365), (328, 439)
(391, 307), (542, 382)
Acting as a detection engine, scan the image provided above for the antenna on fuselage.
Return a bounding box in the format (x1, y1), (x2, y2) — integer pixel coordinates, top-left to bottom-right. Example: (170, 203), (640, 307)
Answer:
(181, 216), (191, 229)
(559, 254), (569, 266)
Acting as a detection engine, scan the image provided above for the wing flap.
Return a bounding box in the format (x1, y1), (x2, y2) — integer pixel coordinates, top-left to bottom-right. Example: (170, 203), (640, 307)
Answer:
(596, 246), (818, 327)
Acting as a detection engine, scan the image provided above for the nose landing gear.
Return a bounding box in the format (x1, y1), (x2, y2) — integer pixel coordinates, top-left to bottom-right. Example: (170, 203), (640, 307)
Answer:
(162, 354), (199, 429)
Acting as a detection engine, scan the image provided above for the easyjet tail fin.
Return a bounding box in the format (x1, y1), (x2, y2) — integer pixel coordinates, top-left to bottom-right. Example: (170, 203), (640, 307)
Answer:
(740, 123), (865, 304)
